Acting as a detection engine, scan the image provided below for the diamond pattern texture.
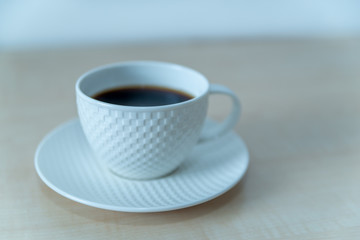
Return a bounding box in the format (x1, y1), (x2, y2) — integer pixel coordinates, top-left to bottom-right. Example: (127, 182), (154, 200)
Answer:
(77, 96), (208, 179)
(35, 119), (249, 212)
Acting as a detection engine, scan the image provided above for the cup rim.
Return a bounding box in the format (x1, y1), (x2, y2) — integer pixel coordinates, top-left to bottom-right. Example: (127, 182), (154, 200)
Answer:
(75, 61), (210, 111)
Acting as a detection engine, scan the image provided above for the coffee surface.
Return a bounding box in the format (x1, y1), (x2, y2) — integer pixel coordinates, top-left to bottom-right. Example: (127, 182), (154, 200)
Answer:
(92, 86), (194, 106)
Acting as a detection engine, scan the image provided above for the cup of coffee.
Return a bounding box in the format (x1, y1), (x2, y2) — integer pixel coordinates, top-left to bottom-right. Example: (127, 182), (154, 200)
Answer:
(76, 61), (240, 180)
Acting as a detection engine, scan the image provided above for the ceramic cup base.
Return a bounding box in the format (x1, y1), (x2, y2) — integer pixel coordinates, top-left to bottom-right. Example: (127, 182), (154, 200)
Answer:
(35, 118), (249, 212)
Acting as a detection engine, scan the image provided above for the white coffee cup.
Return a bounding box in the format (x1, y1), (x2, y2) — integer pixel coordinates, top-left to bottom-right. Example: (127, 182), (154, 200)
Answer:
(76, 61), (240, 180)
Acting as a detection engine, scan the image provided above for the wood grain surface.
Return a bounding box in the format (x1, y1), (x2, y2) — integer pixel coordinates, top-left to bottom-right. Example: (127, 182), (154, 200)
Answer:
(1, 39), (360, 239)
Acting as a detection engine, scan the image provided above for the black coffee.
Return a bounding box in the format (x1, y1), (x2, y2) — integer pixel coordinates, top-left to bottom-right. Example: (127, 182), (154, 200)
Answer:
(92, 86), (194, 107)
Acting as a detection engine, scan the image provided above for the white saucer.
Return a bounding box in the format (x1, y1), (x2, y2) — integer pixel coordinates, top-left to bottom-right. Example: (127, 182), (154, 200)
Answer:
(35, 119), (249, 212)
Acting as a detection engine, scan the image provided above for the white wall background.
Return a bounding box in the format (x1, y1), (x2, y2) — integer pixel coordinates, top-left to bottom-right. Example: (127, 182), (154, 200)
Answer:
(1, 0), (360, 50)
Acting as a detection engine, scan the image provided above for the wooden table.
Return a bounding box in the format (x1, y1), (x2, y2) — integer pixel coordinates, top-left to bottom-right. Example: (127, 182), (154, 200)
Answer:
(1, 39), (360, 239)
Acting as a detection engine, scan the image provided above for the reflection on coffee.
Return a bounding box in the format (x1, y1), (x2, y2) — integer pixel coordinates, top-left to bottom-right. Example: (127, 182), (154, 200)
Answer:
(92, 85), (194, 107)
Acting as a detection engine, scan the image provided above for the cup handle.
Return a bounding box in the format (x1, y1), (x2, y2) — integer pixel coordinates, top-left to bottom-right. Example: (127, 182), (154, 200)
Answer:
(199, 83), (241, 142)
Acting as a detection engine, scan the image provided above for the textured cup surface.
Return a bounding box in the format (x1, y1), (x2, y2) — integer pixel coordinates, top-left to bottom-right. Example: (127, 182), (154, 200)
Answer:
(76, 61), (209, 179)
